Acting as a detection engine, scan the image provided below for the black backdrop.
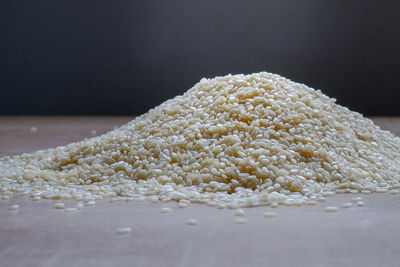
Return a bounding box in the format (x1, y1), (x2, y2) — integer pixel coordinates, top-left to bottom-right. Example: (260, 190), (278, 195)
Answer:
(1, 0), (399, 115)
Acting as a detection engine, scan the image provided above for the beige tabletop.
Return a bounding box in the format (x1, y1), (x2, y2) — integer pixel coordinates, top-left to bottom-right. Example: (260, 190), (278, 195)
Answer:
(1, 116), (400, 267)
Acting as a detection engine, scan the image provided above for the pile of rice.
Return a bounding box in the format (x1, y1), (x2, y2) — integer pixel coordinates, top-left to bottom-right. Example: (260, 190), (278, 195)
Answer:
(1, 72), (400, 208)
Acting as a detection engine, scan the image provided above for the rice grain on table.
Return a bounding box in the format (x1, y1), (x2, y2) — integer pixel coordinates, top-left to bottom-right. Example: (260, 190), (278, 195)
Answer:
(1, 72), (400, 208)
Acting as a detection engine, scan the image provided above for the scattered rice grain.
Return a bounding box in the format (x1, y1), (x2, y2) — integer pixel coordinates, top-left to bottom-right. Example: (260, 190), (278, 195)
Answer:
(234, 209), (245, 216)
(116, 227), (131, 235)
(186, 219), (198, 225)
(85, 200), (96, 206)
(66, 208), (78, 213)
(342, 203), (352, 208)
(357, 201), (365, 207)
(264, 212), (277, 218)
(325, 206), (338, 212)
(234, 218), (248, 224)
(8, 204), (19, 211)
(160, 207), (172, 214)
(54, 203), (65, 209)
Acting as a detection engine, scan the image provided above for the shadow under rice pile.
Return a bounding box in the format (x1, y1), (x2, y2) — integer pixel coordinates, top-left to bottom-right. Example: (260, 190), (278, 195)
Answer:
(1, 72), (400, 208)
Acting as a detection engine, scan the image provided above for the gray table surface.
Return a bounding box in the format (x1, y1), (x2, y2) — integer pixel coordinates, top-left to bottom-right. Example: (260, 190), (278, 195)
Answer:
(1, 116), (400, 267)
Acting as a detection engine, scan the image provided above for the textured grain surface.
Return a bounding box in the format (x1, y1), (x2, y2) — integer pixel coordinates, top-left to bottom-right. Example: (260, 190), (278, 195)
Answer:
(1, 116), (400, 267)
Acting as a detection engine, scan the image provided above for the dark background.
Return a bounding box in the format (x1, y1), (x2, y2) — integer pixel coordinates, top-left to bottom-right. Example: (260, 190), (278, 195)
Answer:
(1, 0), (399, 116)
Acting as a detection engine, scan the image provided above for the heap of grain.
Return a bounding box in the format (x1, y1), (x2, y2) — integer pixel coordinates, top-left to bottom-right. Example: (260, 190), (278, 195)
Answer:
(1, 72), (400, 208)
